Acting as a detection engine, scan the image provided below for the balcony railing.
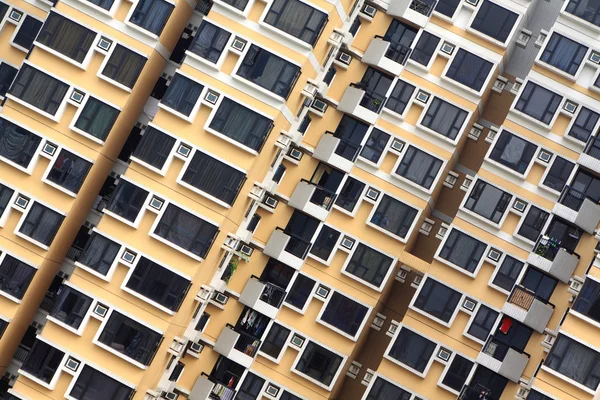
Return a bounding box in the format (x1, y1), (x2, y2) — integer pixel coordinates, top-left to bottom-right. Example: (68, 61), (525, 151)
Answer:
(350, 83), (387, 113)
(40, 293), (57, 313)
(558, 185), (588, 212)
(375, 36), (412, 64)
(508, 286), (554, 311)
(322, 131), (363, 162)
(459, 384), (492, 400)
(259, 281), (287, 308)
(281, 228), (313, 259)
(409, 0), (436, 16)
(585, 135), (600, 160)
(196, 0), (213, 14)
(14, 344), (30, 363)
(228, 324), (261, 358)
(66, 244), (84, 262)
(300, 179), (337, 210)
(532, 235), (561, 261)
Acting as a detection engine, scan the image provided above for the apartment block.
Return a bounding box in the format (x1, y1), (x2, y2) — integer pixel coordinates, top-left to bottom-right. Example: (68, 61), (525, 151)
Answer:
(2, 0), (600, 399)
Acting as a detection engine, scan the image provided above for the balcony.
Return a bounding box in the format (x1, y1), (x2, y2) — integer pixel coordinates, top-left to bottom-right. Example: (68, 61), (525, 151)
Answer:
(386, 0), (437, 27)
(578, 135), (600, 175)
(337, 83), (386, 125)
(213, 325), (261, 368)
(239, 276), (286, 319)
(363, 37), (412, 76)
(527, 236), (580, 283)
(476, 338), (529, 382)
(263, 228), (312, 269)
(288, 180), (337, 221)
(458, 384), (493, 400)
(552, 186), (600, 234)
(313, 132), (362, 173)
(502, 286), (554, 333)
(190, 373), (236, 400)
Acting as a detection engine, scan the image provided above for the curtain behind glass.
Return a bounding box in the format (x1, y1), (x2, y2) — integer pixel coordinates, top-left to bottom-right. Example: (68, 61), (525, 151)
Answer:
(264, 0), (327, 45)
(37, 12), (96, 63)
(346, 243), (392, 286)
(0, 62), (18, 97)
(79, 232), (120, 275)
(366, 377), (412, 400)
(102, 44), (147, 88)
(0, 183), (14, 217)
(189, 22), (231, 63)
(19, 203), (64, 246)
(85, 0), (115, 10)
(0, 117), (42, 168)
(446, 49), (492, 91)
(422, 98), (467, 140)
(47, 149), (92, 194)
(161, 74), (203, 116)
(50, 285), (93, 328)
(22, 340), (64, 383)
(132, 127), (176, 169)
(397, 146), (442, 188)
(130, 0), (174, 36)
(371, 195), (418, 238)
(0, 254), (36, 299)
(70, 365), (133, 400)
(440, 230), (486, 272)
(546, 335), (600, 389)
(74, 97), (120, 141)
(388, 328), (436, 372)
(10, 65), (69, 115)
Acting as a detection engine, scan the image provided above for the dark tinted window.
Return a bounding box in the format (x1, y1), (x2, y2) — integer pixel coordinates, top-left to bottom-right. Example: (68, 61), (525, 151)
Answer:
(37, 12), (96, 63)
(0, 183), (14, 218)
(321, 292), (369, 336)
(540, 32), (587, 75)
(129, 0), (174, 36)
(413, 278), (462, 322)
(106, 180), (149, 222)
(132, 126), (176, 170)
(0, 318), (7, 338)
(69, 365), (134, 400)
(442, 355), (474, 391)
(335, 177), (365, 212)
(161, 73), (203, 116)
(85, 0), (115, 10)
(101, 44), (147, 89)
(566, 0), (600, 26)
(10, 64), (69, 115)
(46, 149), (92, 194)
(545, 334), (600, 389)
(0, 254), (36, 299)
(467, 305), (499, 341)
(543, 156), (574, 192)
(517, 206), (549, 241)
(435, 0), (461, 17)
(492, 255), (524, 291)
(568, 107), (600, 142)
(260, 322), (290, 359)
(527, 390), (555, 400)
(489, 130), (536, 173)
(360, 128), (390, 164)
(346, 243), (394, 287)
(50, 285), (93, 329)
(74, 97), (120, 141)
(20, 203), (65, 246)
(370, 194), (418, 239)
(285, 274), (315, 309)
(0, 62), (18, 97)
(295, 341), (343, 386)
(389, 328), (436, 372)
(189, 21), (231, 63)
(0, 2), (8, 21)
(521, 267), (557, 302)
(396, 146), (443, 188)
(22, 340), (64, 383)
(439, 229), (486, 273)
(410, 31), (440, 66)
(310, 225), (340, 261)
(421, 97), (468, 140)
(237, 373), (265, 400)
(471, 0), (518, 43)
(264, 0), (327, 46)
(365, 377), (411, 400)
(78, 232), (120, 275)
(464, 179), (511, 223)
(572, 278), (600, 322)
(13, 16), (43, 50)
(220, 0), (248, 11)
(385, 79), (415, 115)
(515, 82), (562, 125)
(446, 49), (493, 91)
(0, 117), (42, 168)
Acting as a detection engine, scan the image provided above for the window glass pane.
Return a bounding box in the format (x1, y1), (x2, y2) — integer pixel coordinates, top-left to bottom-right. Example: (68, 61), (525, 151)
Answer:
(540, 32), (587, 75)
(0, 62), (18, 97)
(320, 292), (369, 336)
(209, 97), (273, 151)
(101, 44), (147, 89)
(572, 278), (600, 322)
(471, 0), (518, 43)
(385, 79), (415, 115)
(335, 177), (365, 212)
(365, 377), (411, 400)
(446, 49), (493, 91)
(78, 232), (120, 275)
(237, 372), (265, 400)
(0, 2), (8, 21)
(264, 0), (327, 46)
(527, 390), (555, 400)
(0, 183), (14, 217)
(132, 127), (176, 170)
(396, 146), (443, 188)
(310, 225), (340, 261)
(50, 285), (93, 329)
(189, 21), (231, 63)
(543, 156), (574, 192)
(85, 0), (115, 10)
(370, 194), (418, 239)
(0, 318), (7, 339)
(37, 12), (97, 63)
(161, 73), (203, 116)
(237, 44), (300, 98)
(566, 0), (600, 26)
(285, 274), (315, 309)
(360, 128), (390, 164)
(0, 117), (42, 168)
(435, 0), (461, 17)
(345, 243), (394, 287)
(260, 322), (291, 359)
(280, 392), (303, 400)
(492, 255), (524, 291)
(489, 130), (536, 173)
(22, 340), (64, 383)
(467, 305), (499, 340)
(517, 206), (549, 241)
(464, 180), (511, 223)
(295, 341), (343, 386)
(545, 334), (600, 389)
(333, 115), (369, 161)
(19, 203), (65, 246)
(69, 365), (134, 400)
(414, 277), (462, 322)
(421, 97), (468, 140)
(388, 328), (436, 372)
(106, 180), (149, 222)
(568, 107), (600, 142)
(181, 151), (246, 205)
(442, 355), (474, 391)
(129, 0), (174, 36)
(521, 267), (557, 301)
(13, 16), (43, 50)
(439, 229), (486, 273)
(74, 97), (120, 141)
(10, 64), (69, 115)
(220, 0), (249, 11)
(410, 31), (440, 66)
(46, 149), (92, 194)
(0, 254), (36, 299)
(153, 204), (219, 259)
(515, 82), (563, 125)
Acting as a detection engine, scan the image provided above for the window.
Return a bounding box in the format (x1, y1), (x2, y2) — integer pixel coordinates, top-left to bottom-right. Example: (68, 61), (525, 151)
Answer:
(74, 97), (120, 141)
(413, 277), (461, 323)
(78, 232), (120, 275)
(568, 107), (600, 142)
(0, 2), (8, 21)
(0, 318), (7, 338)
(409, 31), (440, 66)
(365, 377), (411, 400)
(132, 127), (176, 170)
(129, 0), (174, 36)
(36, 12), (96, 63)
(0, 254), (36, 299)
(13, 16), (43, 51)
(464, 180), (512, 224)
(10, 64), (69, 115)
(489, 130), (536, 173)
(46, 149), (92, 194)
(439, 229), (486, 273)
(69, 365), (134, 400)
(540, 33), (587, 75)
(189, 21), (231, 63)
(285, 274), (316, 309)
(335, 177), (365, 212)
(50, 285), (93, 329)
(181, 151), (246, 205)
(106, 180), (149, 223)
(332, 115), (369, 161)
(396, 146), (443, 189)
(545, 334), (600, 390)
(360, 128), (390, 164)
(517, 206), (549, 241)
(280, 392), (302, 400)
(442, 355), (474, 392)
(260, 322), (291, 359)
(0, 62), (18, 97)
(370, 194), (418, 239)
(566, 0), (600, 26)
(101, 44), (147, 89)
(310, 225), (340, 261)
(264, 0), (327, 46)
(492, 255), (524, 291)
(0, 118), (42, 168)
(467, 305), (499, 341)
(388, 327), (436, 373)
(126, 256), (190, 311)
(295, 341), (343, 387)
(161, 73), (203, 116)
(573, 278), (600, 322)
(543, 156), (574, 192)
(320, 292), (369, 337)
(209, 97), (273, 151)
(435, 0), (461, 17)
(521, 267), (557, 302)
(98, 311), (162, 365)
(237, 45), (300, 98)
(153, 204), (219, 259)
(0, 183), (13, 217)
(514, 82), (562, 125)
(385, 79), (415, 115)
(237, 373), (265, 400)
(21, 340), (64, 383)
(446, 49), (493, 91)
(471, 0), (518, 43)
(421, 97), (468, 140)
(220, 0), (249, 11)
(85, 0), (115, 10)
(20, 203), (65, 246)
(345, 243), (394, 287)
(527, 390), (555, 400)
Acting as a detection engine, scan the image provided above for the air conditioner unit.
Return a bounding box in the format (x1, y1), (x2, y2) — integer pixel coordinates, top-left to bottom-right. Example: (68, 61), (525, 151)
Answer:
(264, 196), (278, 208)
(437, 348), (452, 361)
(462, 298), (477, 312)
(161, 392), (178, 400)
(288, 148), (303, 161)
(411, 275), (422, 289)
(239, 244), (253, 257)
(189, 342), (204, 353)
(362, 4), (377, 17)
(214, 292), (228, 305)
(311, 99), (328, 113)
